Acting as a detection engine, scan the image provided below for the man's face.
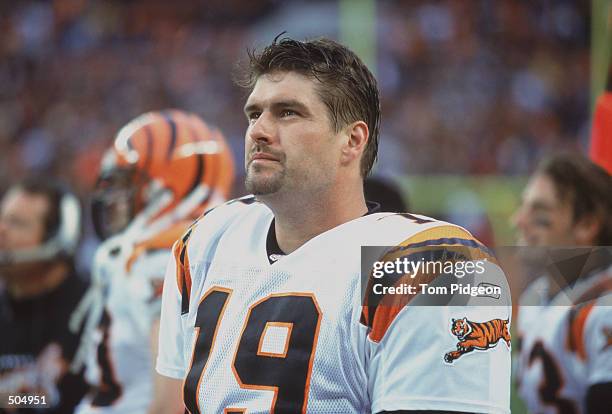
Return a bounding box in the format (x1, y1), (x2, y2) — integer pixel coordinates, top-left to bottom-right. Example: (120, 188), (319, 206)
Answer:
(243, 71), (343, 197)
(512, 174), (577, 247)
(0, 188), (48, 255)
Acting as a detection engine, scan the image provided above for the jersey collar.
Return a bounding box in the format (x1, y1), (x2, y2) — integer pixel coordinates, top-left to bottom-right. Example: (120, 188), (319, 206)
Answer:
(265, 201), (380, 264)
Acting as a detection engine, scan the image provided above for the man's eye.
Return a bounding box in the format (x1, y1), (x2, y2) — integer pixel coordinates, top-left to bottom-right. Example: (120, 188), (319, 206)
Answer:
(533, 216), (552, 228)
(280, 110), (296, 117)
(247, 113), (260, 123)
(3, 216), (28, 229)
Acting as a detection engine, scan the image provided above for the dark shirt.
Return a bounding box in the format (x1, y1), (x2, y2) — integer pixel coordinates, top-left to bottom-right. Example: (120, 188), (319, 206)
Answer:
(0, 271), (90, 413)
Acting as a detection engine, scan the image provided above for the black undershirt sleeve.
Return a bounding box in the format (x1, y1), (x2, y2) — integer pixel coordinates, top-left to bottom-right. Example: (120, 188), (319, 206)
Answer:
(585, 382), (612, 414)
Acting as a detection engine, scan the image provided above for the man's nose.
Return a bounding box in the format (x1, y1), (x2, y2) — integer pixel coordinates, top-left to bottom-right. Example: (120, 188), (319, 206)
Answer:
(247, 112), (276, 144)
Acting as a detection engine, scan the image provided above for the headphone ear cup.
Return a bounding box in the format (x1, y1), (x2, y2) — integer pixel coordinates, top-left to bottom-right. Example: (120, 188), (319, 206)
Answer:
(57, 192), (82, 255)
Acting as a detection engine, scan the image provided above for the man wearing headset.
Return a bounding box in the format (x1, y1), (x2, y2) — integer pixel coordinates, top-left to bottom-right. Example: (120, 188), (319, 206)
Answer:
(0, 177), (89, 413)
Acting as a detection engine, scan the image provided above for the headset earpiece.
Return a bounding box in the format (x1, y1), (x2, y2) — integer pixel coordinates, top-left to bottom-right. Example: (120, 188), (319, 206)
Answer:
(55, 191), (81, 256)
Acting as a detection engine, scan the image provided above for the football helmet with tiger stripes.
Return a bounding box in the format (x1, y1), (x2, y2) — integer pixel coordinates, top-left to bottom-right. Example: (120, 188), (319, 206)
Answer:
(92, 109), (235, 240)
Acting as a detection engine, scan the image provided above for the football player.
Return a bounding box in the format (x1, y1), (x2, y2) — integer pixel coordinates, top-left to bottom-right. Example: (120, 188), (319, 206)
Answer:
(156, 37), (511, 413)
(513, 153), (612, 413)
(72, 110), (234, 414)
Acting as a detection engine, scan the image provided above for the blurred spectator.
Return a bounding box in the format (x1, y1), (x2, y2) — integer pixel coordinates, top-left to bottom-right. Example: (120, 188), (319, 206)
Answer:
(512, 153), (612, 412)
(0, 0), (591, 195)
(0, 177), (89, 413)
(364, 176), (409, 212)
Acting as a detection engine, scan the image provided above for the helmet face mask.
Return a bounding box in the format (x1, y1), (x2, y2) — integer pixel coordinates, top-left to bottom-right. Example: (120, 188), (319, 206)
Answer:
(92, 167), (139, 240)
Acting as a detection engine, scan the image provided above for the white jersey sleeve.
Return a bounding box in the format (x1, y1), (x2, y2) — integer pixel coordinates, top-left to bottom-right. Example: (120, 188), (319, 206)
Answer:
(156, 240), (187, 379)
(363, 222), (512, 413)
(368, 305), (511, 413)
(156, 198), (254, 380)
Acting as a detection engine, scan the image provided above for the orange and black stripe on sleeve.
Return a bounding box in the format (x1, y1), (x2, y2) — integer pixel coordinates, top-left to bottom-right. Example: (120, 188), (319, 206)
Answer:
(566, 275), (612, 360)
(174, 226), (194, 315)
(566, 302), (595, 361)
(361, 225), (498, 343)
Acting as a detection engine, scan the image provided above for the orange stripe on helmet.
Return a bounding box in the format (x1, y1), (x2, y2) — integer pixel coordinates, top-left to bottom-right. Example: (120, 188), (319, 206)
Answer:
(106, 109), (235, 226)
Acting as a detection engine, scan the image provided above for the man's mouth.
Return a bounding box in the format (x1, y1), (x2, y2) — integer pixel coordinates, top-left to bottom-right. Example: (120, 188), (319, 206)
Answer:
(251, 152), (279, 162)
(249, 151), (282, 167)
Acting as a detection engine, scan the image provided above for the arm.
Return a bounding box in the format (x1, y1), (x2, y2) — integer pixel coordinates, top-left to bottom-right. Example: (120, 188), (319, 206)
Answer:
(148, 318), (184, 414)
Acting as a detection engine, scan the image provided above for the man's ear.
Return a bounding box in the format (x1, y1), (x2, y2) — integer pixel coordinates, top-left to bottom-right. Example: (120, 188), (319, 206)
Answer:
(574, 213), (602, 245)
(340, 121), (369, 167)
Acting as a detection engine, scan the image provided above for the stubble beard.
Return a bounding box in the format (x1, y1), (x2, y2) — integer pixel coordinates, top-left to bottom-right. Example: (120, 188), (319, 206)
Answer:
(245, 163), (287, 195)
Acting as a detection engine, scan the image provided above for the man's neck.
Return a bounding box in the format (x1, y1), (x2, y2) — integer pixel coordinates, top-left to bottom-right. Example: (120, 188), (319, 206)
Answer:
(7, 261), (70, 300)
(262, 184), (368, 254)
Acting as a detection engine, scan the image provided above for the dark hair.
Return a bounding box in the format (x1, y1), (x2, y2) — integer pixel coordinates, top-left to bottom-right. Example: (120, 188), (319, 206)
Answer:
(235, 35), (380, 177)
(537, 153), (612, 245)
(13, 177), (66, 241)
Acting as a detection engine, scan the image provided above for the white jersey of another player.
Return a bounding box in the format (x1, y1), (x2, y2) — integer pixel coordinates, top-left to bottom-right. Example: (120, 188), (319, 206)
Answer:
(517, 266), (612, 413)
(72, 109), (235, 414)
(157, 197), (512, 413)
(75, 222), (188, 414)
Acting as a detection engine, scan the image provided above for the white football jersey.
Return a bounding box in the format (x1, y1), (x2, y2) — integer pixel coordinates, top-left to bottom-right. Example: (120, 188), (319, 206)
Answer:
(157, 197), (512, 413)
(75, 222), (189, 414)
(517, 266), (612, 414)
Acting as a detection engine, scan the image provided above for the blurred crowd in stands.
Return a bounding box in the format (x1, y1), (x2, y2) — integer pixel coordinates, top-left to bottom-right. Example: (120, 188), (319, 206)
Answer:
(0, 0), (590, 196)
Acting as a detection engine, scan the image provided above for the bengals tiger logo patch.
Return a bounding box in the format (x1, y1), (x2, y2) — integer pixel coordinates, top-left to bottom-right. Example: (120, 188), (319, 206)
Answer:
(444, 317), (511, 363)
